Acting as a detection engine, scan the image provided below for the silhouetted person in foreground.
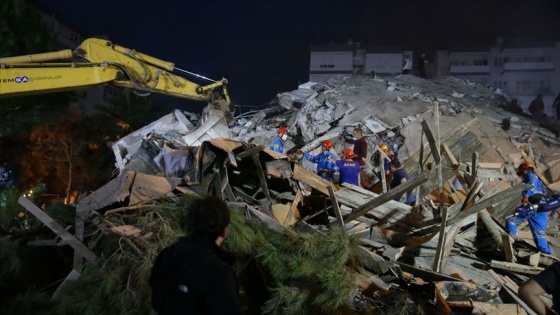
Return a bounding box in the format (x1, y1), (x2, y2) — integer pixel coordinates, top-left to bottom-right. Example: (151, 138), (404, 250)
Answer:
(518, 262), (560, 315)
(149, 196), (242, 315)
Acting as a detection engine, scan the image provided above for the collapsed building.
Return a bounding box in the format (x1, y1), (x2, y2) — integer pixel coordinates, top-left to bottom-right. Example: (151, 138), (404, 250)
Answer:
(18, 74), (560, 314)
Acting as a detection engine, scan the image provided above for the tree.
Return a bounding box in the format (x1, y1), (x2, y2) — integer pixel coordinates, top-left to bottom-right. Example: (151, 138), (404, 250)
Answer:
(27, 120), (90, 204)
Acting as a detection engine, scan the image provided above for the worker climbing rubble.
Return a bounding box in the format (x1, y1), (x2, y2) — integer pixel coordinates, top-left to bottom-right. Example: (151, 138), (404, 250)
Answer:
(506, 162), (552, 254)
(298, 140), (338, 182)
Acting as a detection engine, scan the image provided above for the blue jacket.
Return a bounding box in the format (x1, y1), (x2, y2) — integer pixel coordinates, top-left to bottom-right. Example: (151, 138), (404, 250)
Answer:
(269, 138), (284, 154)
(304, 151), (338, 180)
(390, 169), (415, 205)
(336, 159), (361, 186)
(522, 171), (546, 198)
(383, 151), (396, 171)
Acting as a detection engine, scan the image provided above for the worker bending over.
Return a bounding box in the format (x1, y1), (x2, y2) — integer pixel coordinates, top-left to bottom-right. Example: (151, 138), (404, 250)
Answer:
(298, 140), (338, 182)
(335, 148), (361, 186)
(389, 159), (415, 205)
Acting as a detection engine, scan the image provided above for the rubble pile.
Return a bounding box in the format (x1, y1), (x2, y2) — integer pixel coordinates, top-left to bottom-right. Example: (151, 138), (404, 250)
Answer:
(17, 74), (560, 314)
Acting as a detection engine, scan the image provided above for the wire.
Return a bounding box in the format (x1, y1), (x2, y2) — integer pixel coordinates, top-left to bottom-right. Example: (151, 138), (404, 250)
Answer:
(173, 67), (217, 83)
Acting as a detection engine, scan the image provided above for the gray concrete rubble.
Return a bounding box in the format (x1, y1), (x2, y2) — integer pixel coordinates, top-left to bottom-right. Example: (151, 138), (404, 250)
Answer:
(34, 74), (560, 313)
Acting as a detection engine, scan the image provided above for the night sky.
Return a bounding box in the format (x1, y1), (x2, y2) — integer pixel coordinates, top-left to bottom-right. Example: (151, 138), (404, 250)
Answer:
(35, 0), (560, 111)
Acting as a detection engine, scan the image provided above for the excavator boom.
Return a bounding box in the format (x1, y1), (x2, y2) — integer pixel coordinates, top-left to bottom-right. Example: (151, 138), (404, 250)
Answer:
(0, 38), (232, 116)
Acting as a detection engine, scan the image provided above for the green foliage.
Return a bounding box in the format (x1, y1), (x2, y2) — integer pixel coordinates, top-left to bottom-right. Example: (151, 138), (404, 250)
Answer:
(0, 238), (22, 280)
(0, 184), (45, 232)
(46, 202), (76, 224)
(4, 193), (368, 314)
(223, 210), (266, 255)
(257, 228), (362, 314)
(5, 288), (55, 315)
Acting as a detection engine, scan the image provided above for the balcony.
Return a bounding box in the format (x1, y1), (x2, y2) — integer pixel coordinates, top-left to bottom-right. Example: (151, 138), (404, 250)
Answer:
(503, 62), (554, 71)
(450, 65), (490, 74)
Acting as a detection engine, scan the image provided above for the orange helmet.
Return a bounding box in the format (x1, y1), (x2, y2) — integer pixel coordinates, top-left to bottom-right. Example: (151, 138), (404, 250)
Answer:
(322, 140), (333, 150)
(379, 144), (389, 152)
(342, 148), (355, 159)
(277, 127), (288, 135)
(516, 162), (534, 176)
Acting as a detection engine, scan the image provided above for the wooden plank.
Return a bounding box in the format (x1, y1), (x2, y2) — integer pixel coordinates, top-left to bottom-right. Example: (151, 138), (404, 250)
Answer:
(107, 225), (142, 237)
(232, 186), (262, 205)
(517, 249), (560, 267)
(479, 162), (504, 169)
(446, 179), (463, 203)
(73, 217), (84, 270)
(490, 260), (544, 275)
(284, 190), (302, 226)
(343, 173), (428, 222)
(421, 119), (441, 164)
(478, 209), (504, 249)
(227, 152), (238, 168)
(265, 160), (292, 179)
(471, 152), (479, 184)
(446, 184), (529, 227)
(19, 197), (96, 262)
(100, 217), (145, 257)
(502, 233), (517, 263)
(441, 143), (459, 169)
(292, 163), (337, 196)
(246, 204), (284, 231)
(252, 155), (272, 204)
(378, 146), (388, 193)
(328, 186), (344, 228)
(235, 145), (264, 161)
(529, 252), (540, 267)
(460, 180), (483, 211)
(432, 206), (449, 272)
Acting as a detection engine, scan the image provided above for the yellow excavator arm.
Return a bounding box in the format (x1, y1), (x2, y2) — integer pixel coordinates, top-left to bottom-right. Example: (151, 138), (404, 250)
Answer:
(0, 38), (231, 114)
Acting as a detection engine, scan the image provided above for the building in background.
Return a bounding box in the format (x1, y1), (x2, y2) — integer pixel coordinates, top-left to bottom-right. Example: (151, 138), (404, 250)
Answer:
(435, 39), (560, 118)
(310, 42), (413, 82)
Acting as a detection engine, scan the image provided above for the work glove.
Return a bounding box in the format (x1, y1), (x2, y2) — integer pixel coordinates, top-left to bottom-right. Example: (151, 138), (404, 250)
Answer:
(522, 196), (529, 205)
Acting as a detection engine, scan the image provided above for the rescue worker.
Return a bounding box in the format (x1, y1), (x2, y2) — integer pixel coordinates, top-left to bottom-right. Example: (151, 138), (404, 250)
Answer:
(335, 148), (361, 186)
(270, 127), (289, 154)
(389, 159), (415, 205)
(298, 140), (338, 181)
(380, 144), (396, 176)
(506, 162), (551, 254)
(341, 128), (367, 166)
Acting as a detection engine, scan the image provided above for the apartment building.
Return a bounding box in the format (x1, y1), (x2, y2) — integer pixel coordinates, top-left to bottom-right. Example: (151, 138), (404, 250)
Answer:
(435, 40), (560, 117)
(309, 43), (412, 83)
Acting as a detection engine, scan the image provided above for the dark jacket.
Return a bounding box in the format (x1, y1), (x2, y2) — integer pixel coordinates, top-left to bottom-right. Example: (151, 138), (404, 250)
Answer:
(149, 236), (242, 315)
(344, 137), (367, 166)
